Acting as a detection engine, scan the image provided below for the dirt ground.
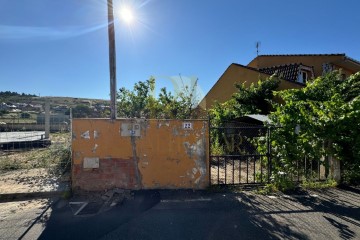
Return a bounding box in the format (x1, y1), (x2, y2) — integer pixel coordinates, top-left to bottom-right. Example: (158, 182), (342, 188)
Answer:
(0, 168), (69, 194)
(210, 159), (267, 184)
(0, 133), (70, 195)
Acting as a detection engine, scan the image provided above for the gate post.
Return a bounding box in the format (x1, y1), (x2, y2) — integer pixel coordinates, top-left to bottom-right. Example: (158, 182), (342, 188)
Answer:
(208, 115), (211, 186)
(267, 127), (272, 183)
(329, 154), (341, 182)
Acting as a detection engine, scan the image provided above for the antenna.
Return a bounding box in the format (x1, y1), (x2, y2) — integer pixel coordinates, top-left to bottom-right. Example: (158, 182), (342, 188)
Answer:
(256, 41), (261, 57)
(256, 41), (261, 78)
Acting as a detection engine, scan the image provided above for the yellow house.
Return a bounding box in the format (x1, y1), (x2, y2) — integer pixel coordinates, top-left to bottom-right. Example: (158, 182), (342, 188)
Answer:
(200, 53), (360, 110)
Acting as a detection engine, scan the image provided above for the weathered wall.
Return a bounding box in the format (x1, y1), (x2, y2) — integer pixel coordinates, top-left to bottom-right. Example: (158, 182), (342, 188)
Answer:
(72, 119), (209, 191)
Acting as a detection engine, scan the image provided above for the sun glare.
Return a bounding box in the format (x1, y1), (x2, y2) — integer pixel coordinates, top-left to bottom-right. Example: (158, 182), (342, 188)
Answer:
(120, 7), (134, 24)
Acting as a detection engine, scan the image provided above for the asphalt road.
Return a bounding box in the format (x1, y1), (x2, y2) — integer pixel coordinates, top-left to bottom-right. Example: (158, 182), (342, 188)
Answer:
(2, 186), (360, 240)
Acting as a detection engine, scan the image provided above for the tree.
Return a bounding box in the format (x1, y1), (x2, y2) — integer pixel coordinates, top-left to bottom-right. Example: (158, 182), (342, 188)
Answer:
(72, 104), (93, 118)
(209, 76), (280, 126)
(117, 77), (157, 118)
(117, 77), (200, 119)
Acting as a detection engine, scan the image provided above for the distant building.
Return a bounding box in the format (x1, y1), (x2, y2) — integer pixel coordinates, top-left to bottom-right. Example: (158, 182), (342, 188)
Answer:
(0, 103), (9, 111)
(53, 105), (69, 114)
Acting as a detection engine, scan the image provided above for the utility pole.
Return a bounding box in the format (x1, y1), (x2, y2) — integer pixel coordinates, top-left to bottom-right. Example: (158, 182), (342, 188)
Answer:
(107, 0), (117, 120)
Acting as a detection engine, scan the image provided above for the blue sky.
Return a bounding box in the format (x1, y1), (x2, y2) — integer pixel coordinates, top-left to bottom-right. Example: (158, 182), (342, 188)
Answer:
(0, 0), (359, 100)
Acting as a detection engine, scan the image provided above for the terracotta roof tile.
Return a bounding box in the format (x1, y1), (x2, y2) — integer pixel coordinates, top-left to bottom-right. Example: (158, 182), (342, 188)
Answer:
(259, 63), (303, 81)
(258, 53), (345, 57)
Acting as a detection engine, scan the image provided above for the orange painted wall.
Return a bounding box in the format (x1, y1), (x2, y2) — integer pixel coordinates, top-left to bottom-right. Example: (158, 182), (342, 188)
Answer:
(72, 119), (209, 191)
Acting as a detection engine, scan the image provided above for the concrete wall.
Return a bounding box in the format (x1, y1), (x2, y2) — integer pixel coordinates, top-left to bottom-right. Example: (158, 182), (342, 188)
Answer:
(72, 119), (209, 191)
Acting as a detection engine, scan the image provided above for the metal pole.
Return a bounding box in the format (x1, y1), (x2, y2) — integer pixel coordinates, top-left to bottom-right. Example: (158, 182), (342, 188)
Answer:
(45, 99), (50, 139)
(107, 0), (117, 120)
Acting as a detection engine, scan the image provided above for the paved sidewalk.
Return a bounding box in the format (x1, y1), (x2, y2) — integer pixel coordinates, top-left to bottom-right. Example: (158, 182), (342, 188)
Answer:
(99, 187), (360, 240)
(27, 186), (360, 240)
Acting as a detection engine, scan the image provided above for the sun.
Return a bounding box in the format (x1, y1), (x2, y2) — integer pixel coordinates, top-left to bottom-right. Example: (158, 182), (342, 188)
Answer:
(120, 7), (134, 24)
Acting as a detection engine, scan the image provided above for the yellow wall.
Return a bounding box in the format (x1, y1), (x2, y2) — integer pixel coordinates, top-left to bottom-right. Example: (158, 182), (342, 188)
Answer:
(72, 119), (209, 191)
(199, 64), (303, 110)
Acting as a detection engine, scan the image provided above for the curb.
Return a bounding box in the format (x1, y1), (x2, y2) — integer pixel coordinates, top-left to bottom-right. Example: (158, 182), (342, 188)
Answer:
(0, 190), (69, 202)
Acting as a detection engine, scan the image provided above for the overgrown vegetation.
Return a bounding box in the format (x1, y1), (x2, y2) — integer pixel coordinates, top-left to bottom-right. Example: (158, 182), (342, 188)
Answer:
(209, 76), (280, 126)
(270, 71), (360, 185)
(209, 71), (360, 192)
(209, 76), (280, 160)
(301, 179), (337, 190)
(117, 77), (202, 119)
(0, 133), (71, 175)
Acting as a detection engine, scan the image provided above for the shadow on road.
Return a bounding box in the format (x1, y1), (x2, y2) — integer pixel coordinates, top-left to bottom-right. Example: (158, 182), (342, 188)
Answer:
(37, 191), (160, 240)
(237, 186), (360, 240)
(30, 186), (360, 240)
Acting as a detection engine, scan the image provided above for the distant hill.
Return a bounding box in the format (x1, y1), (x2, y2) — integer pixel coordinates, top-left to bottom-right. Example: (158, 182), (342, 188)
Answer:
(1, 91), (111, 118)
(0, 91), (37, 103)
(0, 91), (109, 106)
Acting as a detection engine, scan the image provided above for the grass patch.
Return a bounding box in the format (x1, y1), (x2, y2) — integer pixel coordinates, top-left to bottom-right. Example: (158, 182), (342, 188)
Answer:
(0, 133), (71, 175)
(0, 156), (22, 171)
(257, 183), (279, 195)
(207, 184), (266, 194)
(300, 179), (337, 189)
(256, 179), (338, 195)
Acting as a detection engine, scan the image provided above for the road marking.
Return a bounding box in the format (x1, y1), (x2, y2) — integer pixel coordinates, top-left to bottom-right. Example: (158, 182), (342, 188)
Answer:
(69, 202), (88, 216)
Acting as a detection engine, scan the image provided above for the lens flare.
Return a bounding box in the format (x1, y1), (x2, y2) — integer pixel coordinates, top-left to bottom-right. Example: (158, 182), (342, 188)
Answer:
(120, 7), (134, 24)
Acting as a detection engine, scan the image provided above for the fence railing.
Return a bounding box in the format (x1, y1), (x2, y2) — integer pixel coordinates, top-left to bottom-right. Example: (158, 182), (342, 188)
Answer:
(209, 122), (328, 186)
(209, 124), (272, 185)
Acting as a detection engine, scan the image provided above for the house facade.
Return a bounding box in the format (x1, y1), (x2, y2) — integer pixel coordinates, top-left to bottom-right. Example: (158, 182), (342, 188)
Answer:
(200, 53), (360, 110)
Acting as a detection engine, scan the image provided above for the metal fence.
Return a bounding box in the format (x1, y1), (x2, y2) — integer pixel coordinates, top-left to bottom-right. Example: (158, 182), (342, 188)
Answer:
(0, 113), (71, 176)
(275, 155), (327, 182)
(209, 122), (271, 185)
(210, 122), (327, 186)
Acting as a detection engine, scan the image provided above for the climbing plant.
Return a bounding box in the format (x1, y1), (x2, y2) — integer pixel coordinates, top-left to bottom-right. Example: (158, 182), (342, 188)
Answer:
(270, 71), (360, 184)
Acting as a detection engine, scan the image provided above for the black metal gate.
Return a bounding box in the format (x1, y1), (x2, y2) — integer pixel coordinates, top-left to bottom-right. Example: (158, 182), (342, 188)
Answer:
(209, 122), (272, 185)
